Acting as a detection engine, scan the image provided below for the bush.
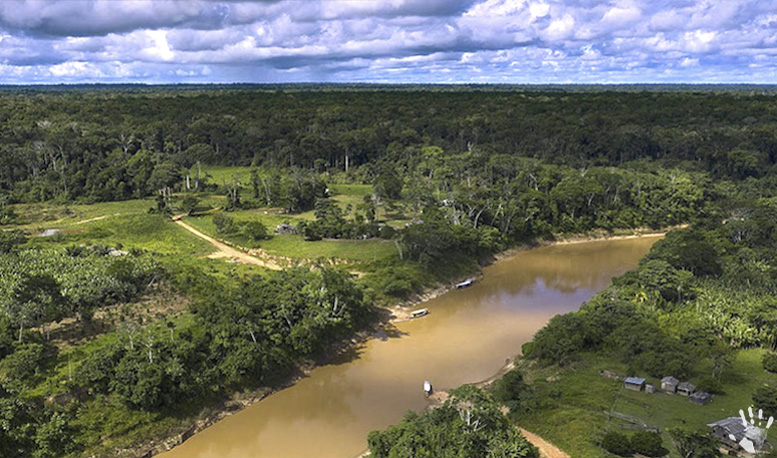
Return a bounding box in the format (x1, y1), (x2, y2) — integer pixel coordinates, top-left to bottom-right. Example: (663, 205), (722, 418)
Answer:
(754, 385), (777, 417)
(213, 213), (236, 234)
(491, 369), (534, 412)
(241, 220), (269, 241)
(630, 431), (667, 457)
(696, 376), (724, 395)
(763, 352), (777, 373)
(0, 229), (27, 253)
(601, 431), (633, 456)
(2, 343), (47, 383)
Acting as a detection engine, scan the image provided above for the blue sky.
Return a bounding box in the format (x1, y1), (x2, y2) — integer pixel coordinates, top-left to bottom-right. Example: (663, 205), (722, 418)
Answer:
(0, 0), (775, 84)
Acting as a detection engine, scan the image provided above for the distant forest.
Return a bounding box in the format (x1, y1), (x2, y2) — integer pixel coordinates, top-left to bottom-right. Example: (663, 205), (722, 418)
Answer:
(2, 87), (777, 204)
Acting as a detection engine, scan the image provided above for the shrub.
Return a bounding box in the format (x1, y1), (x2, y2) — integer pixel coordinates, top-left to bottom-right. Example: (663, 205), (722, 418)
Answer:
(213, 213), (236, 234)
(630, 431), (667, 457)
(753, 385), (777, 417)
(696, 376), (724, 395)
(491, 369), (534, 412)
(241, 220), (269, 241)
(763, 352), (777, 373)
(601, 431), (633, 456)
(2, 343), (47, 383)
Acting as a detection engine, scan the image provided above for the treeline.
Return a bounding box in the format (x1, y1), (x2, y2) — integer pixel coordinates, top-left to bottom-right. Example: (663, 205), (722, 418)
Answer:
(0, 264), (371, 457)
(367, 385), (538, 458)
(1, 89), (777, 204)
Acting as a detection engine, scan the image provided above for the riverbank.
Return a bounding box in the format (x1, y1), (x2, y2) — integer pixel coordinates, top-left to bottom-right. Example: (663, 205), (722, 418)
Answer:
(129, 228), (669, 458)
(388, 226), (673, 324)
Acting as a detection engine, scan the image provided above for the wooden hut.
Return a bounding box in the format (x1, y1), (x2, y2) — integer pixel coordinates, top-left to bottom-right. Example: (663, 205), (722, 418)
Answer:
(624, 377), (646, 391)
(689, 391), (712, 405)
(661, 376), (679, 393)
(677, 381), (696, 396)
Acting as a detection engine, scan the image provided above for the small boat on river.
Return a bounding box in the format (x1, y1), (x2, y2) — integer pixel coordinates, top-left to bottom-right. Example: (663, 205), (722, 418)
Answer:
(455, 278), (474, 289)
(411, 309), (428, 318)
(424, 380), (433, 397)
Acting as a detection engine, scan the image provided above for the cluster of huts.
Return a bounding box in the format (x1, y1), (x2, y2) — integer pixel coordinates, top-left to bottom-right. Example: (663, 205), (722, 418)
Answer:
(623, 375), (712, 405)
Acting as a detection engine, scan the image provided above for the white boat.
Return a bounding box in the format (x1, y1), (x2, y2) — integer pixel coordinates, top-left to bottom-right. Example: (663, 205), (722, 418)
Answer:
(424, 380), (433, 396)
(455, 278), (474, 289)
(411, 309), (428, 318)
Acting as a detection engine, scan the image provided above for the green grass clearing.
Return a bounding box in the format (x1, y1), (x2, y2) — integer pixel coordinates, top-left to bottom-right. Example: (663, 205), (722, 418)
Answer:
(515, 349), (777, 458)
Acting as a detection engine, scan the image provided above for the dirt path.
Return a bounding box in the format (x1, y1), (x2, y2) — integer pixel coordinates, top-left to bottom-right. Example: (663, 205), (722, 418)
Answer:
(173, 218), (282, 270)
(518, 428), (571, 458)
(73, 214), (117, 225)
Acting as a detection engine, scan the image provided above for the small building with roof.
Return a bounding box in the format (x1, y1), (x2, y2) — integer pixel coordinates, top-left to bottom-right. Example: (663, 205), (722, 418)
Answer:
(689, 391), (712, 405)
(661, 376), (679, 393)
(677, 381), (696, 396)
(275, 223), (297, 235)
(624, 377), (646, 391)
(708, 417), (767, 452)
(709, 417), (747, 449)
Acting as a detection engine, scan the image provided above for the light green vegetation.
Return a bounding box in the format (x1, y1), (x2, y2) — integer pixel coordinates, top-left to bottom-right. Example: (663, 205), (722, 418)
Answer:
(197, 165), (254, 184)
(29, 213), (214, 257)
(184, 213), (398, 263)
(515, 349), (773, 458)
(263, 234), (397, 262)
(14, 199), (153, 230)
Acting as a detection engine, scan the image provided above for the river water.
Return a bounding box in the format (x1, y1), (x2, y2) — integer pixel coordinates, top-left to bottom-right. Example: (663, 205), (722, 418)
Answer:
(161, 236), (660, 458)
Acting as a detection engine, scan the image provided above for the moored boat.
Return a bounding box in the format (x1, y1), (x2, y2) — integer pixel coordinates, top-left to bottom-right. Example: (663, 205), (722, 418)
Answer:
(455, 278), (474, 289)
(411, 308), (428, 318)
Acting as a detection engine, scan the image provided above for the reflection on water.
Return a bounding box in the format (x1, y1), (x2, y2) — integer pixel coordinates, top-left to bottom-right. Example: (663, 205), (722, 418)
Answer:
(161, 236), (659, 458)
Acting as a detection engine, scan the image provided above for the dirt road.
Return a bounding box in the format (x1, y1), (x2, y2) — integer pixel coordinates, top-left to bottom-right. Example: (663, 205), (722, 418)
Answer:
(518, 428), (571, 458)
(173, 218), (282, 270)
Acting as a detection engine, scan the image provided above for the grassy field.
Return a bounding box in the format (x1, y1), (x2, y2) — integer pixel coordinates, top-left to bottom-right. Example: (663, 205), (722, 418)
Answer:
(515, 349), (775, 458)
(27, 213), (215, 257)
(184, 212), (398, 263)
(14, 199), (153, 229)
(9, 167), (404, 265)
(197, 165), (254, 184)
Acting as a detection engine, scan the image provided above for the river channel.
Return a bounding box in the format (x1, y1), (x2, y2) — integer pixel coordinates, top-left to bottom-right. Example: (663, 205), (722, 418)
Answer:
(161, 235), (660, 458)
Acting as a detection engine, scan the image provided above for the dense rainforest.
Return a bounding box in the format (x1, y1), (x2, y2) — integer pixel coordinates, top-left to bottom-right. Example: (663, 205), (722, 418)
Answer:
(1, 86), (777, 457)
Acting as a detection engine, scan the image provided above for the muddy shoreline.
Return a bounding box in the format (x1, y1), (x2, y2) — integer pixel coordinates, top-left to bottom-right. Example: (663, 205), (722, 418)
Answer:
(126, 228), (670, 458)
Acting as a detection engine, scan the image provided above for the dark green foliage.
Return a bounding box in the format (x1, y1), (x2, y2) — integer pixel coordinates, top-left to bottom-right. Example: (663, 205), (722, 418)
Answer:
(0, 195), (15, 225)
(2, 343), (46, 383)
(241, 220), (269, 241)
(398, 209), (505, 265)
(33, 411), (76, 458)
(2, 89), (775, 206)
(179, 195), (199, 216)
(753, 385), (777, 417)
(0, 230), (27, 254)
(763, 352), (777, 373)
(647, 229), (723, 276)
(0, 248), (161, 341)
(491, 369), (534, 412)
(213, 212), (236, 234)
(367, 386), (538, 458)
(630, 431), (668, 457)
(600, 431), (632, 456)
(374, 168), (403, 200)
(695, 376), (724, 395)
(0, 385), (38, 457)
(299, 198), (378, 240)
(669, 428), (721, 458)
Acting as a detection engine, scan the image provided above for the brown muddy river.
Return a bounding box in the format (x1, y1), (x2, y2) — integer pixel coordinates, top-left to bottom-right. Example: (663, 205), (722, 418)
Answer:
(161, 236), (660, 458)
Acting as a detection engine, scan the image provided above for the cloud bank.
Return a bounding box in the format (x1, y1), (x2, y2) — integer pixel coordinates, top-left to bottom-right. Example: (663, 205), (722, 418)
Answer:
(0, 0), (775, 84)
